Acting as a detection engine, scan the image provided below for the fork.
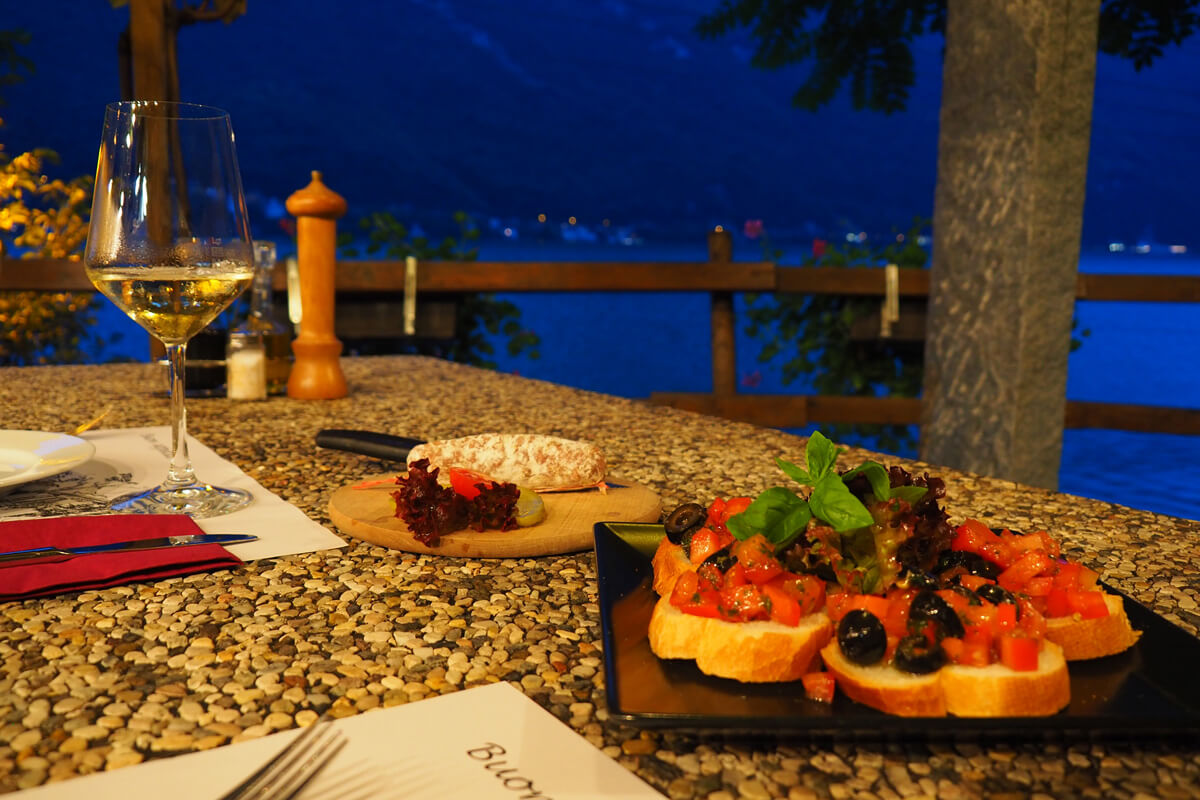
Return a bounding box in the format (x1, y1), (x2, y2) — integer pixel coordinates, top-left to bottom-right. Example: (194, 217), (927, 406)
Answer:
(217, 721), (347, 800)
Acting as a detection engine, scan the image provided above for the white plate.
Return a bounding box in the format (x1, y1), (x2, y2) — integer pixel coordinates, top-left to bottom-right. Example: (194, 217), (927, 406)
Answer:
(0, 430), (97, 494)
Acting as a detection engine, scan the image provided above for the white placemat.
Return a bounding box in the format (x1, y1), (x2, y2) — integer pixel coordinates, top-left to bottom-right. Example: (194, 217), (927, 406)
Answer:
(15, 681), (664, 799)
(0, 426), (346, 561)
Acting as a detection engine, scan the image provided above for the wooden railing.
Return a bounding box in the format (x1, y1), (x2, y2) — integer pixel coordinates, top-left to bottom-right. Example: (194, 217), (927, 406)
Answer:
(4, 251), (1200, 435)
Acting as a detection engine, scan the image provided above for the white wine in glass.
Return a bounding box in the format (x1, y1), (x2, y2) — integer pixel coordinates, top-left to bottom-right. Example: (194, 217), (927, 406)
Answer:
(85, 100), (256, 518)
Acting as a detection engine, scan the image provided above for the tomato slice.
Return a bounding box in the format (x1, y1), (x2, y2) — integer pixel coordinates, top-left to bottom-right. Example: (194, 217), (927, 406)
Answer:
(1045, 587), (1072, 617)
(997, 550), (1055, 591)
(773, 573), (826, 617)
(721, 583), (770, 622)
(1066, 590), (1110, 619)
(723, 562), (748, 589)
(689, 528), (721, 565)
(999, 634), (1040, 671)
(801, 671), (836, 703)
(448, 467), (496, 500)
(732, 534), (784, 585)
(762, 581), (802, 626)
(952, 519), (1015, 567)
(670, 571), (700, 606)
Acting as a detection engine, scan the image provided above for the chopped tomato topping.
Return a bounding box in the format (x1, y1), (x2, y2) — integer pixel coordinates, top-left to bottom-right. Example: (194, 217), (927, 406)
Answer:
(689, 528), (721, 565)
(773, 573), (826, 617)
(1067, 589), (1110, 619)
(1024, 576), (1054, 597)
(723, 562), (748, 589)
(721, 583), (770, 622)
(801, 671), (836, 703)
(999, 634), (1040, 671)
(761, 581), (802, 626)
(733, 534), (784, 585)
(952, 519), (1015, 567)
(884, 590), (914, 638)
(826, 591), (890, 623)
(957, 627), (993, 666)
(997, 550), (1055, 591)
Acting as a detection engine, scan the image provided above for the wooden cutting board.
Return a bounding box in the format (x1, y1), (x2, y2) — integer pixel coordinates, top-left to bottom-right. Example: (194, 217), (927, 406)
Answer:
(328, 475), (662, 557)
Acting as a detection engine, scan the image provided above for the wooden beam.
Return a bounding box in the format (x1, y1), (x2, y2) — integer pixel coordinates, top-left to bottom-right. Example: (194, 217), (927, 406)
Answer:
(1076, 273), (1200, 303)
(649, 392), (1200, 436)
(328, 261), (777, 293)
(775, 266), (931, 296)
(1065, 401), (1200, 435)
(0, 258), (94, 291)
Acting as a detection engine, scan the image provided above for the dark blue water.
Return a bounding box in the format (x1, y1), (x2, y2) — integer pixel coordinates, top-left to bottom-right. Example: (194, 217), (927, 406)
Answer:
(90, 244), (1200, 522)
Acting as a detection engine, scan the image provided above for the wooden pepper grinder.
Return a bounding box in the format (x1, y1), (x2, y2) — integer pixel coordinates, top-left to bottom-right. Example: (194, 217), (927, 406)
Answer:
(285, 171), (348, 399)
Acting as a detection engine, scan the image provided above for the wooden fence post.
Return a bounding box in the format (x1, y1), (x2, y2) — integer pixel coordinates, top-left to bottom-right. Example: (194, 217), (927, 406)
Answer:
(708, 228), (736, 398)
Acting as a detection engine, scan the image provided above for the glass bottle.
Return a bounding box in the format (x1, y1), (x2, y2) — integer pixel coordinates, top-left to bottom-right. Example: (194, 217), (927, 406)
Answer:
(230, 240), (293, 395)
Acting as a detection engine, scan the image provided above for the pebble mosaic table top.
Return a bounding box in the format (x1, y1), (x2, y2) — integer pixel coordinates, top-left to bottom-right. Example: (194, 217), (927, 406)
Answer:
(1, 356), (1199, 798)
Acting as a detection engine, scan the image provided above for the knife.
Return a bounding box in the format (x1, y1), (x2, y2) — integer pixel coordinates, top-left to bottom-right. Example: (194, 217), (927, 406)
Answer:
(0, 532), (258, 566)
(315, 429), (425, 463)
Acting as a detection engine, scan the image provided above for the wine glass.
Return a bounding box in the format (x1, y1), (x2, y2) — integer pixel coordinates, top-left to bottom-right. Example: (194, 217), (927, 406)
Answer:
(85, 100), (256, 518)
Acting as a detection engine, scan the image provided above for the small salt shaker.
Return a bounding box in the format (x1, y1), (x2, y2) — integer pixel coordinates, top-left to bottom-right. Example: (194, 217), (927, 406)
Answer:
(226, 331), (267, 400)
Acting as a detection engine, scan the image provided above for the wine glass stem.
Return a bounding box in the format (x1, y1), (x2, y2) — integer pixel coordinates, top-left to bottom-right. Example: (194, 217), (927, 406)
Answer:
(162, 341), (197, 489)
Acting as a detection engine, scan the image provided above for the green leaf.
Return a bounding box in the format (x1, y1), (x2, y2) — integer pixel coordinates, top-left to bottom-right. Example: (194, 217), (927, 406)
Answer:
(840, 461), (891, 503)
(805, 431), (840, 481)
(809, 473), (874, 532)
(726, 487), (812, 548)
(889, 485), (928, 505)
(774, 456), (812, 486)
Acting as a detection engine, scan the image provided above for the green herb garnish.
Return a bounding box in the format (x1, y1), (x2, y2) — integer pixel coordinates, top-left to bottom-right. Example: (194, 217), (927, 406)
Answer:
(725, 431), (927, 552)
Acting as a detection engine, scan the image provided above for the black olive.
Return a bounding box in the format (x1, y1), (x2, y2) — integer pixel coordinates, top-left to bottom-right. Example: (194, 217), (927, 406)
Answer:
(933, 550), (1001, 579)
(904, 570), (939, 590)
(664, 503), (707, 545)
(893, 634), (948, 674)
(701, 544), (736, 573)
(837, 609), (887, 666)
(947, 583), (981, 605)
(908, 590), (965, 638)
(976, 583), (1021, 617)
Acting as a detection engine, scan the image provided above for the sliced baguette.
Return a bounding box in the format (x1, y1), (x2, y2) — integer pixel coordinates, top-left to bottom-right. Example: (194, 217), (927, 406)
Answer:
(1044, 592), (1141, 660)
(820, 639), (1071, 717)
(648, 593), (833, 683)
(650, 538), (692, 596)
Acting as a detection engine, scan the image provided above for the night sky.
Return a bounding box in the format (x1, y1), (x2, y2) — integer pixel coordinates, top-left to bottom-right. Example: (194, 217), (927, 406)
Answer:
(5, 2), (1200, 252)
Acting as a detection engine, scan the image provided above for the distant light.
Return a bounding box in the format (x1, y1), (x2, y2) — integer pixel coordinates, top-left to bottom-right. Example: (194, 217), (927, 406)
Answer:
(602, 219), (611, 227)
(503, 227), (514, 238)
(714, 224), (724, 233)
(1135, 244), (1151, 254)
(537, 213), (546, 223)
(1108, 242), (1125, 252)
(1170, 244), (1188, 254)
(568, 216), (577, 225)
(857, 231), (867, 243)
(917, 235), (931, 246)
(895, 234), (905, 242)
(845, 233), (856, 242)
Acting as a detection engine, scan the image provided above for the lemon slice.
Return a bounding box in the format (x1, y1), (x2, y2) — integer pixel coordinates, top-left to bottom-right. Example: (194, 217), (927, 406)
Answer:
(515, 486), (546, 527)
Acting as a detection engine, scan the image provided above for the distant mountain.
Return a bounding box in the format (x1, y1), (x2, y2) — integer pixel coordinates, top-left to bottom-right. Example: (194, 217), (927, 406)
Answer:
(5, 1), (1198, 250)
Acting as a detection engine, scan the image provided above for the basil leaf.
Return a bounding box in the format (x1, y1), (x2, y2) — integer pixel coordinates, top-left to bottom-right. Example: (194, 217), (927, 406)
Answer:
(810, 473), (875, 532)
(889, 485), (929, 505)
(840, 461), (891, 503)
(805, 431), (840, 482)
(726, 487), (811, 547)
(774, 456), (812, 486)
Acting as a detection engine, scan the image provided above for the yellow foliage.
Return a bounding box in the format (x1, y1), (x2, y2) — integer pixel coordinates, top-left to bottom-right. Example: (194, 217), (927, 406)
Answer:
(1, 131), (102, 365)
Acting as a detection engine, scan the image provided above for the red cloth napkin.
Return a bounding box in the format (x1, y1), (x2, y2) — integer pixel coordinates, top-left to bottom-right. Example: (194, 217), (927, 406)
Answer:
(0, 515), (243, 601)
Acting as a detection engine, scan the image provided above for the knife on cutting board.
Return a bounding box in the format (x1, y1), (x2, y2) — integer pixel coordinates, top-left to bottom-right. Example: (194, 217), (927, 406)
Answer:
(315, 429), (425, 463)
(0, 532), (258, 566)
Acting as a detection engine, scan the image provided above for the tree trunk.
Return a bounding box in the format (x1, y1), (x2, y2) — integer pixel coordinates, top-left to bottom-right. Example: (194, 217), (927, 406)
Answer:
(920, 0), (1099, 489)
(128, 0), (170, 101)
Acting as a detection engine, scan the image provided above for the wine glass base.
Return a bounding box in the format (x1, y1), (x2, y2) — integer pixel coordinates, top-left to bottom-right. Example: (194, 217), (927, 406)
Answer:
(111, 483), (254, 519)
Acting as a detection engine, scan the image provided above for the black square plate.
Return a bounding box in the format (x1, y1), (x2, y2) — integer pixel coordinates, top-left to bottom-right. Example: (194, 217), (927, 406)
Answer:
(593, 521), (1200, 739)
